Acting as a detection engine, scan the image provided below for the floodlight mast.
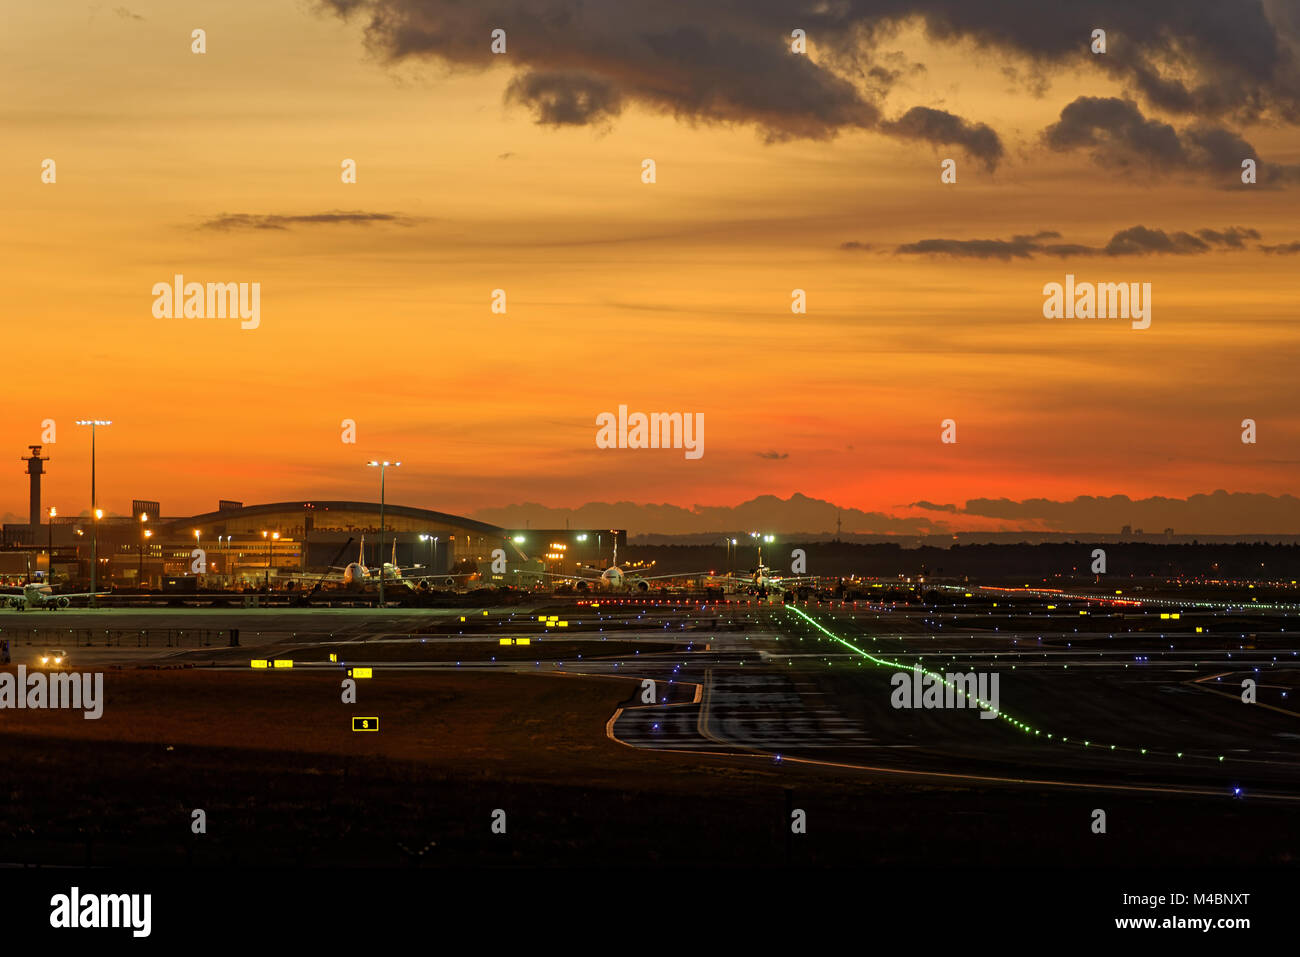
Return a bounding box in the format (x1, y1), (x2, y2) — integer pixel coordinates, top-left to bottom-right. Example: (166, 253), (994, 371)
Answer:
(75, 419), (112, 605)
(366, 460), (401, 605)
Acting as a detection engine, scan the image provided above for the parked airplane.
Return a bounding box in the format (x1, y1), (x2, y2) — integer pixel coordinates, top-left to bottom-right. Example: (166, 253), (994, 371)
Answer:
(705, 544), (818, 597)
(332, 536), (471, 589)
(3, 582), (105, 611)
(524, 541), (709, 592)
(707, 564), (818, 597)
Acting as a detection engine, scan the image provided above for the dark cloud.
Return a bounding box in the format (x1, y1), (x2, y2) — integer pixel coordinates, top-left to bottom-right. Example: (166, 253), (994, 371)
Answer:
(318, 0), (1300, 174)
(896, 224), (1261, 260)
(198, 211), (416, 231)
(1103, 225), (1209, 256)
(895, 237), (1043, 261)
(1000, 63), (1049, 98)
(1043, 96), (1300, 183)
(315, 1), (1009, 154)
(867, 65), (903, 86)
(896, 229), (1097, 260)
(756, 450), (789, 460)
(880, 105), (1004, 169)
(902, 1), (1300, 124)
(1194, 227), (1260, 248)
(863, 51), (926, 93)
(1260, 240), (1300, 254)
(114, 7), (144, 20)
(321, 0), (884, 141)
(1044, 96), (1184, 165)
(505, 70), (623, 126)
(839, 241), (872, 251)
(910, 500), (957, 513)
(1102, 225), (1258, 255)
(321, 0), (1300, 145)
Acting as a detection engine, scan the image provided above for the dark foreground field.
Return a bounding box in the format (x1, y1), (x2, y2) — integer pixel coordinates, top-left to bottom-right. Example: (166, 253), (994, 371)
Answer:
(1, 669), (1295, 868)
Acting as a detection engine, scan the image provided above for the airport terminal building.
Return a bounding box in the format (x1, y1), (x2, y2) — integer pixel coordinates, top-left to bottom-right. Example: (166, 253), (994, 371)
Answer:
(2, 495), (625, 588)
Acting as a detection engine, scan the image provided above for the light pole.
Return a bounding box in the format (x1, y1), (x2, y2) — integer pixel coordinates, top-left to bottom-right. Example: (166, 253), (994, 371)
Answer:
(262, 531), (279, 587)
(75, 419), (112, 605)
(721, 536), (737, 574)
(138, 512), (149, 586)
(47, 506), (56, 582)
(366, 460), (400, 605)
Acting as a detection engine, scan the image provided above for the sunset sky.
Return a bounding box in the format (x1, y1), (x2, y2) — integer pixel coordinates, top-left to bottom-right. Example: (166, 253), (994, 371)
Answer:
(3, 1), (1299, 533)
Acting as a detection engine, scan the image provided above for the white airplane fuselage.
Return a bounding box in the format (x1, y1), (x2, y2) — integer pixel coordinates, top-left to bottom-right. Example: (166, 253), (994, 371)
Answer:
(4, 584), (73, 611)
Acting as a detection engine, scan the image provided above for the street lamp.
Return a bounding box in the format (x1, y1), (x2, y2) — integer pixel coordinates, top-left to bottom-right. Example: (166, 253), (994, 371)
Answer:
(720, 536), (738, 574)
(366, 460), (400, 605)
(140, 529), (152, 584)
(262, 530), (279, 587)
(75, 419), (112, 604)
(138, 512), (149, 587)
(47, 506), (56, 583)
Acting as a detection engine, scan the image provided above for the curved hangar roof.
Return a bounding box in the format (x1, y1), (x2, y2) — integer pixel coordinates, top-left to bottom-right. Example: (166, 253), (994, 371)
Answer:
(172, 501), (507, 538)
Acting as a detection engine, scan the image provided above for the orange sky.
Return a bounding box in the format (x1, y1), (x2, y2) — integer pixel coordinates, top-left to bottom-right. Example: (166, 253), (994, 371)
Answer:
(3, 3), (1298, 530)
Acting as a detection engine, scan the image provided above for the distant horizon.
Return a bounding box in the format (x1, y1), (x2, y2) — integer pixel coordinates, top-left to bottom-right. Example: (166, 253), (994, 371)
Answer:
(6, 488), (1299, 539)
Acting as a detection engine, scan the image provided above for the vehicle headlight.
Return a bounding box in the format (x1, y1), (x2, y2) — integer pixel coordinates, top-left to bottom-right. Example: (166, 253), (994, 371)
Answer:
(40, 657), (48, 664)
(54, 657), (62, 664)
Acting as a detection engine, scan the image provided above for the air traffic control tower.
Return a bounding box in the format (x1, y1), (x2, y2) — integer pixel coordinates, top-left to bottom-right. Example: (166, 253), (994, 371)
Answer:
(23, 445), (49, 532)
